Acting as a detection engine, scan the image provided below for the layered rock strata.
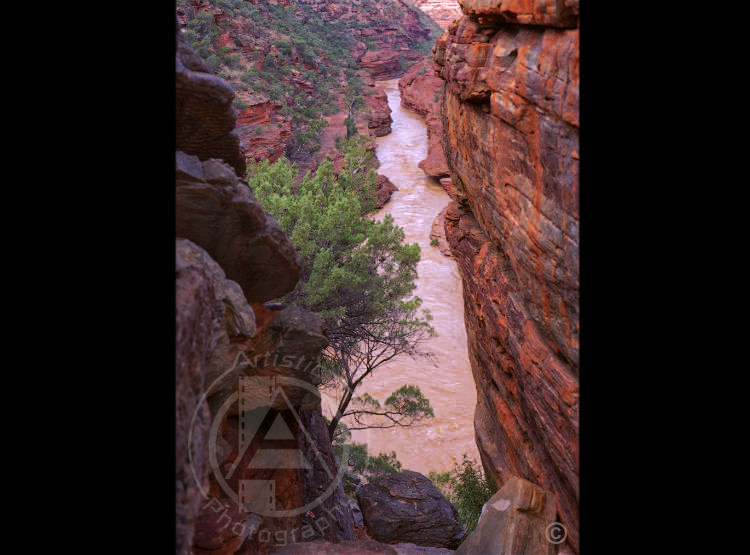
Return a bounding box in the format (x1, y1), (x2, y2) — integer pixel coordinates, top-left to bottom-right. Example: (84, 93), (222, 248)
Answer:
(434, 1), (579, 551)
(365, 87), (395, 138)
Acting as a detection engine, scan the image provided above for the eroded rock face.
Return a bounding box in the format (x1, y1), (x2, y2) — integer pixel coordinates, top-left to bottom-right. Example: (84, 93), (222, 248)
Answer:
(456, 476), (556, 555)
(176, 18), (246, 177)
(176, 152), (301, 303)
(429, 205), (453, 258)
(177, 238), (356, 553)
(303, 0), (429, 80)
(176, 241), (221, 555)
(398, 58), (449, 179)
(375, 174), (399, 209)
(434, 2), (579, 552)
(237, 100), (292, 165)
(193, 498), (262, 555)
(366, 87), (394, 137)
(356, 471), (465, 548)
(457, 0), (578, 27)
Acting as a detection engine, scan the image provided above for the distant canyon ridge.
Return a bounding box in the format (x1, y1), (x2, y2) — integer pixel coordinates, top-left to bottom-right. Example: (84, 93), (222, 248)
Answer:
(413, 0), (462, 29)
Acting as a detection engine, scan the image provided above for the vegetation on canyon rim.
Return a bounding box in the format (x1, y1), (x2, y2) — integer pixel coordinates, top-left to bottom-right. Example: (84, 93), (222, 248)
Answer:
(248, 136), (436, 442)
(178, 0), (439, 163)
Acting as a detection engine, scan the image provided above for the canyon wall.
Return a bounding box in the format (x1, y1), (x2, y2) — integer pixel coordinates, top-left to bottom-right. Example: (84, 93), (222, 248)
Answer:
(176, 22), (356, 553)
(434, 1), (579, 551)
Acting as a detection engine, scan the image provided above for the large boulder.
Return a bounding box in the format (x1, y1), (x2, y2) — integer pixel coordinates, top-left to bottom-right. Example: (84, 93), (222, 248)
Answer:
(456, 476), (558, 555)
(176, 151), (301, 303)
(356, 471), (465, 548)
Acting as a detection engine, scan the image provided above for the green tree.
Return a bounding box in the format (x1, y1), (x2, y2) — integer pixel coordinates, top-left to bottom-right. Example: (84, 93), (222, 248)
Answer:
(248, 144), (436, 440)
(428, 455), (498, 537)
(343, 79), (365, 139)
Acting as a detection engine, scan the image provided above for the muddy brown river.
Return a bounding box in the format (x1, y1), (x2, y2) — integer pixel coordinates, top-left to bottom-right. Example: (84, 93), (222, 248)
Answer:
(323, 79), (480, 475)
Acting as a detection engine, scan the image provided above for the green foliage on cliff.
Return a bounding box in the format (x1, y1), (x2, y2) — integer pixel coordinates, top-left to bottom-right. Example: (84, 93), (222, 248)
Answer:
(429, 456), (499, 538)
(178, 0), (438, 163)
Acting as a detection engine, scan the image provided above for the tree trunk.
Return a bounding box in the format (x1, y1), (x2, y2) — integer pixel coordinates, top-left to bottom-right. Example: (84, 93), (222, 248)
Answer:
(328, 385), (355, 439)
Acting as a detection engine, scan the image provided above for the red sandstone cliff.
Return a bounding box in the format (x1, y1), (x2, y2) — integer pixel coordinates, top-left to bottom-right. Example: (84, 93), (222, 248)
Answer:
(434, 1), (579, 551)
(398, 58), (449, 180)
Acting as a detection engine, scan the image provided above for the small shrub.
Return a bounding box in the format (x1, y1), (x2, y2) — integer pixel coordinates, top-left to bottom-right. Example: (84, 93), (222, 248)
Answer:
(428, 455), (498, 538)
(330, 422), (404, 495)
(232, 97), (249, 110)
(224, 53), (242, 69)
(205, 54), (221, 71)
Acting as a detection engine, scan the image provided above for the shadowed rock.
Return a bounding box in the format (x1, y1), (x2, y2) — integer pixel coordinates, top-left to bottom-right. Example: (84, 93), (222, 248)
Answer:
(193, 498), (262, 555)
(176, 240), (219, 555)
(177, 238), (256, 340)
(176, 18), (246, 176)
(357, 471), (465, 548)
(176, 152), (301, 303)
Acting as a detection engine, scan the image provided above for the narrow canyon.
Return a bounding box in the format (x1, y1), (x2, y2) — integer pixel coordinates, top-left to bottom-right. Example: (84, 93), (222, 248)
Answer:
(176, 0), (579, 553)
(332, 78), (480, 475)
